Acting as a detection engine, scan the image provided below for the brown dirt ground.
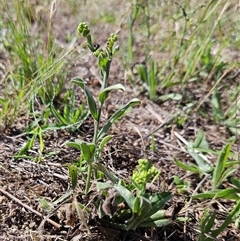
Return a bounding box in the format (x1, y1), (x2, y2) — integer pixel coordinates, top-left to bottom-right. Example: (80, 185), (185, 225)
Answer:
(0, 1), (240, 241)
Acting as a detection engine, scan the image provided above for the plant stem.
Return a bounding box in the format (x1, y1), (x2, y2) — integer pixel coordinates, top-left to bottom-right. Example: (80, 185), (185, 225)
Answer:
(85, 163), (93, 194)
(93, 59), (111, 145)
(92, 61), (111, 181)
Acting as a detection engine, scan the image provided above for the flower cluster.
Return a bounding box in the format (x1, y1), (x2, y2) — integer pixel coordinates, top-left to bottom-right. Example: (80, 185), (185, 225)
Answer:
(132, 159), (160, 194)
(106, 34), (118, 54)
(77, 22), (90, 37)
(77, 22), (119, 73)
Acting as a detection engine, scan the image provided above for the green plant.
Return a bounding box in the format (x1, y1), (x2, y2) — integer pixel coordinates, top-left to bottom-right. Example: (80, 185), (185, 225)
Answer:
(96, 159), (183, 230)
(1, 0), (77, 162)
(132, 159), (160, 195)
(123, 1), (232, 102)
(174, 129), (240, 238)
(211, 88), (224, 124)
(191, 142), (238, 200)
(175, 1), (229, 85)
(173, 175), (190, 194)
(137, 60), (158, 100)
(198, 209), (216, 241)
(67, 22), (140, 193)
(50, 89), (89, 132)
(174, 130), (213, 175)
(14, 125), (45, 161)
(14, 94), (87, 160)
(198, 201), (240, 241)
(149, 134), (157, 151)
(124, 0), (159, 99)
(199, 41), (227, 79)
(175, 130), (238, 196)
(0, 0), (70, 127)
(223, 83), (240, 136)
(208, 80), (240, 136)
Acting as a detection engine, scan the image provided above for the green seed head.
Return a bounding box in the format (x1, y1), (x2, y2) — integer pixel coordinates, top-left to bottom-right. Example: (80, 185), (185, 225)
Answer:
(93, 49), (101, 57)
(78, 22), (90, 37)
(106, 33), (118, 55)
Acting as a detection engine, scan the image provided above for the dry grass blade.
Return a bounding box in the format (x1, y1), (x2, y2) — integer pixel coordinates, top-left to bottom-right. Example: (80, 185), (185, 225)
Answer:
(73, 193), (91, 234)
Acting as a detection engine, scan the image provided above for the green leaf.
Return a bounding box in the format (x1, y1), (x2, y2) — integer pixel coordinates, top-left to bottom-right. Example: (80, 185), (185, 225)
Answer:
(158, 93), (182, 101)
(92, 163), (119, 184)
(52, 189), (73, 205)
(146, 192), (172, 217)
(139, 218), (173, 228)
(50, 104), (67, 125)
(144, 210), (166, 222)
(212, 200), (240, 237)
(63, 105), (70, 122)
(73, 104), (89, 123)
(186, 130), (213, 173)
(212, 144), (231, 189)
(80, 142), (95, 162)
(231, 177), (240, 190)
(133, 196), (141, 214)
(98, 84), (125, 104)
(96, 182), (113, 191)
(114, 184), (136, 210)
(187, 149), (213, 173)
(38, 128), (44, 153)
(126, 196), (152, 230)
(40, 198), (53, 212)
(173, 175), (183, 185)
(174, 159), (201, 173)
(204, 211), (216, 233)
(200, 209), (210, 231)
(193, 129), (209, 149)
(137, 64), (148, 82)
(211, 89), (223, 122)
(69, 164), (78, 190)
(97, 98), (141, 141)
(39, 123), (66, 131)
(192, 188), (239, 200)
(214, 167), (236, 189)
(66, 141), (82, 151)
(149, 60), (157, 99)
(71, 78), (98, 120)
(17, 140), (32, 156)
(16, 132), (37, 157)
(99, 135), (113, 152)
(80, 142), (90, 161)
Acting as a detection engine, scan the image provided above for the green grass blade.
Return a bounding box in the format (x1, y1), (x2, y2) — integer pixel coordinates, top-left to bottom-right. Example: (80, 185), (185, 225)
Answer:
(50, 104), (67, 125)
(192, 188), (239, 200)
(231, 177), (240, 190)
(69, 164), (78, 190)
(212, 144), (231, 189)
(149, 60), (157, 100)
(211, 200), (240, 237)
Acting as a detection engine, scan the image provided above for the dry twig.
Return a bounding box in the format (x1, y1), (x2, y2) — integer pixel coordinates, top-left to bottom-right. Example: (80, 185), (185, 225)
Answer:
(0, 187), (62, 229)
